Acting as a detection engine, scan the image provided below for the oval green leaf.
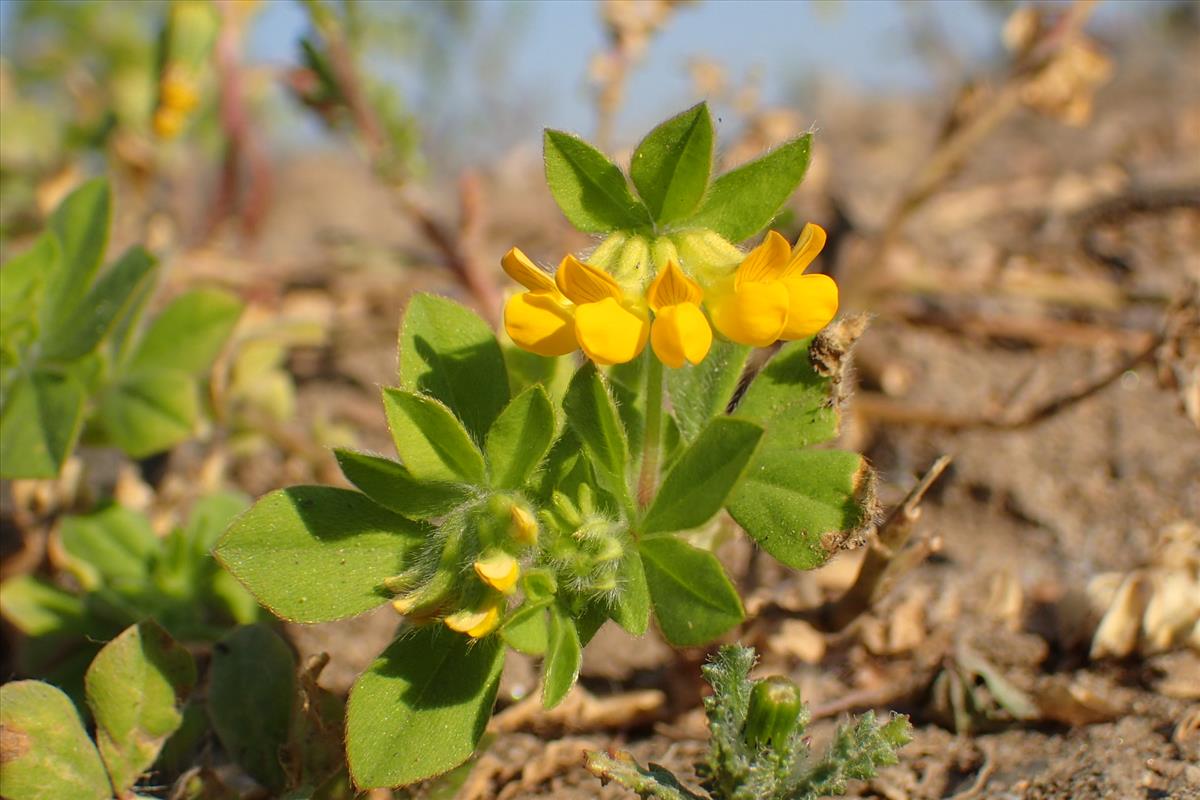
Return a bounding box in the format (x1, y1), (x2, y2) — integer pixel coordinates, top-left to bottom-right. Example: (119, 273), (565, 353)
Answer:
(382, 388), (486, 484)
(630, 102), (714, 224)
(484, 385), (555, 490)
(544, 129), (652, 232)
(639, 537), (744, 646)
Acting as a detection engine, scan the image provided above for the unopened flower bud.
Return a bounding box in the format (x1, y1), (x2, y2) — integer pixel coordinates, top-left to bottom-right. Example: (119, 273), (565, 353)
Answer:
(444, 603), (501, 639)
(613, 235), (650, 285)
(743, 676), (804, 750)
(650, 236), (680, 272)
(509, 504), (538, 546)
(587, 232), (628, 272)
(474, 551), (520, 595)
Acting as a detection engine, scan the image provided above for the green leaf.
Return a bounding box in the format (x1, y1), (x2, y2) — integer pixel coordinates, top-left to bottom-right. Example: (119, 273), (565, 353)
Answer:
(542, 604), (582, 709)
(334, 449), (471, 519)
(485, 385), (555, 490)
(58, 505), (157, 590)
(214, 487), (426, 622)
(641, 418), (763, 535)
(86, 622), (197, 793)
(40, 246), (158, 362)
(640, 537), (744, 646)
(42, 177), (111, 329)
(610, 548), (649, 636)
(727, 449), (870, 570)
(733, 339), (838, 450)
(96, 367), (197, 458)
(667, 337), (749, 442)
(684, 133), (812, 242)
(129, 288), (242, 374)
(562, 363), (632, 512)
(382, 388), (486, 484)
(544, 129), (652, 232)
(207, 625), (296, 793)
(630, 102), (714, 224)
(0, 681), (111, 800)
(0, 233), (56, 348)
(500, 602), (550, 655)
(398, 293), (509, 443)
(181, 490), (250, 555)
(0, 575), (89, 637)
(346, 626), (503, 788)
(0, 369), (85, 479)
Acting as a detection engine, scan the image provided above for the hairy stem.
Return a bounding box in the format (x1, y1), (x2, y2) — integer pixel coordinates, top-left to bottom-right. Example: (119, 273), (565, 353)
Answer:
(637, 356), (664, 509)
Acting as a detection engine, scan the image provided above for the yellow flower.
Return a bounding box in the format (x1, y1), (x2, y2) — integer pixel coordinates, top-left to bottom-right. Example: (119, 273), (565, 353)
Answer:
(707, 224), (838, 347)
(444, 602), (502, 638)
(502, 248), (577, 357)
(474, 551), (520, 595)
(555, 255), (650, 366)
(509, 503), (539, 546)
(647, 260), (712, 368)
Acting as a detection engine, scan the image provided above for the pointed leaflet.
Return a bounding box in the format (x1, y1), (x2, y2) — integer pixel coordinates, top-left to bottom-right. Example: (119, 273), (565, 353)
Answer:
(58, 505), (158, 590)
(334, 449), (471, 519)
(214, 487), (426, 622)
(129, 288), (243, 374)
(630, 103), (714, 224)
(732, 338), (838, 451)
(640, 537), (744, 646)
(0, 575), (90, 637)
(500, 602), (550, 655)
(85, 622), (196, 793)
(727, 449), (871, 570)
(0, 369), (85, 479)
(684, 134), (812, 242)
(40, 246), (158, 362)
(0, 233), (56, 351)
(399, 293), (509, 443)
(41, 177), (111, 332)
(542, 604), (582, 709)
(207, 625), (297, 793)
(610, 548), (650, 636)
(640, 417), (763, 535)
(0, 681), (111, 800)
(544, 129), (652, 232)
(562, 363), (633, 512)
(382, 388), (486, 484)
(347, 626), (503, 788)
(484, 385), (555, 490)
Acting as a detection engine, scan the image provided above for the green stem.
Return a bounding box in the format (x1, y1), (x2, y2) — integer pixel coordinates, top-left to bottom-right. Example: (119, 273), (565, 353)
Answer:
(637, 356), (664, 510)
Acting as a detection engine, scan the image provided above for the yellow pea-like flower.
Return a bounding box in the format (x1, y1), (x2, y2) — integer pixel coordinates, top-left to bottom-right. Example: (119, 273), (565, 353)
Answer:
(555, 255), (650, 366)
(509, 503), (539, 546)
(444, 602), (502, 639)
(474, 551), (520, 595)
(647, 260), (712, 368)
(502, 248), (578, 357)
(707, 224), (838, 347)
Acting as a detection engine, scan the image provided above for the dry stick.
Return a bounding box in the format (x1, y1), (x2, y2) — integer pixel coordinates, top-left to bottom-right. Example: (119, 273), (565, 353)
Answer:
(853, 328), (1165, 432)
(811, 456), (953, 633)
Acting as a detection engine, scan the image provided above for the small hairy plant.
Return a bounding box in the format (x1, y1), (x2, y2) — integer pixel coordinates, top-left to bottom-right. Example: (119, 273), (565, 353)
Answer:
(0, 178), (243, 478)
(215, 103), (877, 789)
(587, 645), (912, 800)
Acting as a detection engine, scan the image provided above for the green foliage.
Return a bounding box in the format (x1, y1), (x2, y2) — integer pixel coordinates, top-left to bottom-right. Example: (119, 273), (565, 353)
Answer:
(0, 495), (259, 704)
(214, 105), (870, 791)
(588, 645), (911, 800)
(0, 178), (242, 477)
(0, 622), (197, 800)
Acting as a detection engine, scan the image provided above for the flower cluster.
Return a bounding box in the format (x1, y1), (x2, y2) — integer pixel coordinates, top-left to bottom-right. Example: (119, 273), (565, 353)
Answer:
(502, 224), (838, 367)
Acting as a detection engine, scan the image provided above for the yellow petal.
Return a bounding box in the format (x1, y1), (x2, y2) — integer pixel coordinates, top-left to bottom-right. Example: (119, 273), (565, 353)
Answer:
(555, 254), (623, 305)
(574, 297), (650, 365)
(444, 604), (501, 638)
(782, 223), (827, 278)
(780, 273), (838, 339)
(474, 552), (520, 594)
(735, 230), (791, 287)
(502, 247), (557, 294)
(509, 504), (538, 546)
(647, 260), (702, 312)
(708, 279), (790, 347)
(651, 303), (713, 368)
(504, 291), (577, 356)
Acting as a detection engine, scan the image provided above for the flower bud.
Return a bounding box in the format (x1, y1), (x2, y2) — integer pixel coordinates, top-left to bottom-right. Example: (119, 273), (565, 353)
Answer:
(612, 235), (650, 286)
(444, 602), (502, 639)
(587, 232), (628, 272)
(672, 229), (743, 280)
(743, 676), (804, 750)
(474, 551), (520, 595)
(650, 236), (680, 272)
(509, 503), (539, 546)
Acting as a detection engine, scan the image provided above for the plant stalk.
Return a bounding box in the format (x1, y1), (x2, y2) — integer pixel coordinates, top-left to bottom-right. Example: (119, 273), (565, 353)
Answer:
(636, 356), (664, 510)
